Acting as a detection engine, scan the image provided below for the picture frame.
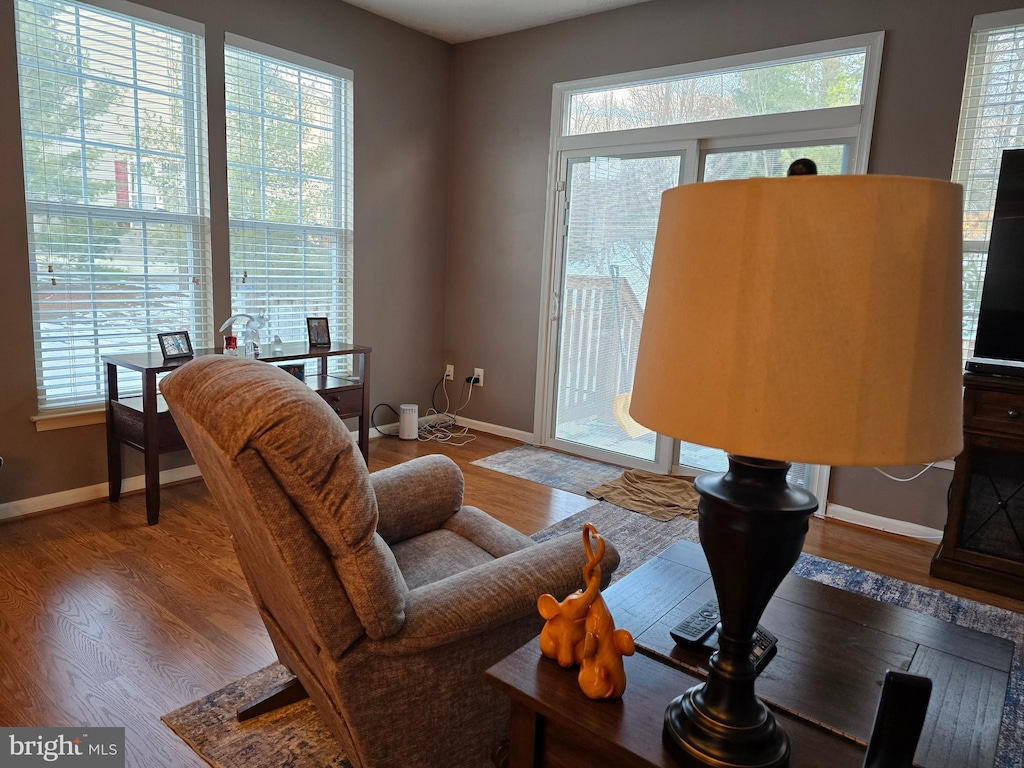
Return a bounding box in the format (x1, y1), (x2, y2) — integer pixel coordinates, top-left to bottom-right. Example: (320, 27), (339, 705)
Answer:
(307, 317), (331, 347)
(278, 363), (306, 382)
(157, 331), (193, 360)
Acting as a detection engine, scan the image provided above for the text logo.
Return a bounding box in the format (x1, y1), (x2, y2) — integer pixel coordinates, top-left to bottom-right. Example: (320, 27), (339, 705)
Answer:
(1, 729), (125, 767)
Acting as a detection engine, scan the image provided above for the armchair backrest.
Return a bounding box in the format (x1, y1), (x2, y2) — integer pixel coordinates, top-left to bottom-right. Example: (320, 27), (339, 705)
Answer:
(162, 356), (410, 672)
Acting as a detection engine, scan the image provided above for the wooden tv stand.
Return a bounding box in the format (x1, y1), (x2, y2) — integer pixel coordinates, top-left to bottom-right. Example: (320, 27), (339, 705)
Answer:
(931, 372), (1024, 600)
(103, 342), (370, 525)
(487, 540), (1012, 768)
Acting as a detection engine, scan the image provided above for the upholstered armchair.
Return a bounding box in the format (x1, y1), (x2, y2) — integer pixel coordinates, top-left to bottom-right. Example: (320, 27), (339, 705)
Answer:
(161, 356), (619, 768)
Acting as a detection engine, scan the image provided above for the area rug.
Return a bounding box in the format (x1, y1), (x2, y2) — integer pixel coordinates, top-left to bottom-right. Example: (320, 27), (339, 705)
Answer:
(473, 445), (699, 521)
(471, 444), (624, 495)
(534, 500), (699, 579)
(162, 663), (351, 768)
(163, 503), (1024, 768)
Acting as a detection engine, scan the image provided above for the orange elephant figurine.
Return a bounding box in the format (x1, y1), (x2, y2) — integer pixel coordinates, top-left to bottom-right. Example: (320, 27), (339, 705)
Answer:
(577, 591), (635, 700)
(537, 524), (605, 667)
(537, 524), (635, 700)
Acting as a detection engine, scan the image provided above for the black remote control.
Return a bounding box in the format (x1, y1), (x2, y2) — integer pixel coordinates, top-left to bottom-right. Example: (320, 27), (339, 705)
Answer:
(670, 600), (779, 674)
(748, 626), (779, 673)
(669, 599), (720, 643)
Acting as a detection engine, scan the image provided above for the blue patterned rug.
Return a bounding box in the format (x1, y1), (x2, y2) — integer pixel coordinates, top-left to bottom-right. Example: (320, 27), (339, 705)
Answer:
(472, 444), (625, 495)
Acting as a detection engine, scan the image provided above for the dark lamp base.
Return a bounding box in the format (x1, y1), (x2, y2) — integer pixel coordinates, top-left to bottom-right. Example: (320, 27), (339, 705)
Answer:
(665, 689), (787, 768)
(663, 455), (817, 767)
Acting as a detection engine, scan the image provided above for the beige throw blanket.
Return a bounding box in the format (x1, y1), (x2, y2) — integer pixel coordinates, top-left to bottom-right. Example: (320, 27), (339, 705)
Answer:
(588, 469), (699, 522)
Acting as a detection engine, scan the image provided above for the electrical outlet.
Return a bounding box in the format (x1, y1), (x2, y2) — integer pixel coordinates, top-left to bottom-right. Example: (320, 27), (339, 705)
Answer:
(473, 367), (484, 387)
(445, 364), (454, 381)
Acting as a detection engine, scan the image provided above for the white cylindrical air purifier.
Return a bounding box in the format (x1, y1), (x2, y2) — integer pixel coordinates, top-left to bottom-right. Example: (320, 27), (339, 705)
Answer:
(399, 404), (418, 440)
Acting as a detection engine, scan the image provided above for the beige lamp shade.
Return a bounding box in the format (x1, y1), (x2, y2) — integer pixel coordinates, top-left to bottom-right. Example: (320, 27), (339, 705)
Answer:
(629, 175), (964, 467)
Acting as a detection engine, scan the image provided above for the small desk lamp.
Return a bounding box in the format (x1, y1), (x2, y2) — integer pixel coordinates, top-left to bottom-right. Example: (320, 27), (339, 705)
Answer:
(629, 175), (964, 767)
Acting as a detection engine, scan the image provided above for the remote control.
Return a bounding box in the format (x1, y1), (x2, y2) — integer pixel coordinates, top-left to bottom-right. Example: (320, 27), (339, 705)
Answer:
(668, 599), (720, 644)
(748, 626), (779, 673)
(670, 600), (779, 674)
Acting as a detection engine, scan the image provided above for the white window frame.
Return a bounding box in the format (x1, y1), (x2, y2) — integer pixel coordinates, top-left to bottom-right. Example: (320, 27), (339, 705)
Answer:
(951, 8), (1024, 365)
(223, 34), (354, 356)
(16, 0), (211, 417)
(534, 32), (885, 507)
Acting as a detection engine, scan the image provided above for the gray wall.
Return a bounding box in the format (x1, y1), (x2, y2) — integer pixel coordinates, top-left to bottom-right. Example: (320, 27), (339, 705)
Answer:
(831, 465), (955, 530)
(0, 0), (451, 503)
(444, 0), (1022, 527)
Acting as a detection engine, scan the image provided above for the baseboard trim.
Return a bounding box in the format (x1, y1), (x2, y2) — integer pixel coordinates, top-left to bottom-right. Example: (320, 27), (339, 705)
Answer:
(3, 425), (386, 521)
(0, 464), (203, 522)
(824, 502), (943, 542)
(371, 423), (397, 439)
(454, 416), (533, 444)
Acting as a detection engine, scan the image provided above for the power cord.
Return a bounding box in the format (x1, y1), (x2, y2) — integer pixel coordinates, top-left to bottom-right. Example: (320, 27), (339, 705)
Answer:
(873, 463), (936, 483)
(370, 369), (478, 446)
(370, 403), (401, 437)
(419, 375), (476, 446)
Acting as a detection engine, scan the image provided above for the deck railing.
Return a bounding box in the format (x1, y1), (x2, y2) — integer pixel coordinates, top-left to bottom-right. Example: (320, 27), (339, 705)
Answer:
(557, 271), (644, 425)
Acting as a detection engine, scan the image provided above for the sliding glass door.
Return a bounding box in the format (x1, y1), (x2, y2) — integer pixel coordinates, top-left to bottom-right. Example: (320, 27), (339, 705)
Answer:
(546, 146), (696, 470)
(542, 141), (840, 497)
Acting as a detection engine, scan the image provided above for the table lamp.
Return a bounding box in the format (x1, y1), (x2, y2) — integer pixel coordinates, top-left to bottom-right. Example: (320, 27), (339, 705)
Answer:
(629, 175), (964, 767)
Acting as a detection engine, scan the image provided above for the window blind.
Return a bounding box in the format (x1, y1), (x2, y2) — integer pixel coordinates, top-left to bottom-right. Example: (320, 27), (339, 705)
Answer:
(224, 37), (353, 357)
(15, 0), (211, 411)
(952, 10), (1024, 362)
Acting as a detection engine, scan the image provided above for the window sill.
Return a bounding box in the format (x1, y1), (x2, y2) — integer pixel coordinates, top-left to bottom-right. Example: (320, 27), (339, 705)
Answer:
(31, 407), (106, 432)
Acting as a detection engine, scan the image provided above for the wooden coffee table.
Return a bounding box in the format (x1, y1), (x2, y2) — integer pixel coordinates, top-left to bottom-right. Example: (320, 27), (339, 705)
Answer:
(486, 540), (1013, 768)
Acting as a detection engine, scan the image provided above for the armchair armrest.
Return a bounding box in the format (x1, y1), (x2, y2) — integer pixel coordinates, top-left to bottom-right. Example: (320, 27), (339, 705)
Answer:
(372, 455), (465, 544)
(374, 534), (620, 653)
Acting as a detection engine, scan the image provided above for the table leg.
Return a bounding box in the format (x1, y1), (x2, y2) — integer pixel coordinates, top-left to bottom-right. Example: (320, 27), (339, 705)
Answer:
(507, 702), (541, 768)
(106, 362), (122, 502)
(144, 371), (160, 525)
(358, 349), (370, 464)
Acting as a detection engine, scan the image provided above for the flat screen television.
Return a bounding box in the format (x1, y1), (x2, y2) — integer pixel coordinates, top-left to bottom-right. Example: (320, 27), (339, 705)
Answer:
(966, 148), (1024, 378)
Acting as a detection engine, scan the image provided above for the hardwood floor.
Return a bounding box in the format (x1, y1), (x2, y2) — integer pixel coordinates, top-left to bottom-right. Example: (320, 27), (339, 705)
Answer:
(0, 480), (271, 767)
(0, 430), (1020, 767)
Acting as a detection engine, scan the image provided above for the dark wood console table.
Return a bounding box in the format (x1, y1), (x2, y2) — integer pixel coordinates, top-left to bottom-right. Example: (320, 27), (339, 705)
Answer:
(931, 373), (1024, 599)
(103, 342), (370, 525)
(487, 540), (1013, 768)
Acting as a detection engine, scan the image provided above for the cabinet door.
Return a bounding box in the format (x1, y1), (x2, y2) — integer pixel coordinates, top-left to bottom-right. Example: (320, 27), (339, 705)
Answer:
(931, 376), (1024, 599)
(956, 442), (1024, 567)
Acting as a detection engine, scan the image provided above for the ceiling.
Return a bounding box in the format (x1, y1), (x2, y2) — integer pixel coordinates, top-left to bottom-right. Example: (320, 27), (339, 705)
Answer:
(342, 0), (654, 44)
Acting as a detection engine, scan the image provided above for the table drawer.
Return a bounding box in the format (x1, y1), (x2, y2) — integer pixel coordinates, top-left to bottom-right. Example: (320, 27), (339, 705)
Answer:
(964, 387), (1024, 437)
(110, 399), (187, 450)
(319, 385), (362, 419)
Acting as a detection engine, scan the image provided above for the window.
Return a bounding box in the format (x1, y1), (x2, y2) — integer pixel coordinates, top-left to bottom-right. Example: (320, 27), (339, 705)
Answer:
(952, 9), (1024, 364)
(15, 0), (210, 411)
(568, 49), (868, 136)
(540, 33), (883, 501)
(224, 37), (353, 351)
(701, 142), (850, 179)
